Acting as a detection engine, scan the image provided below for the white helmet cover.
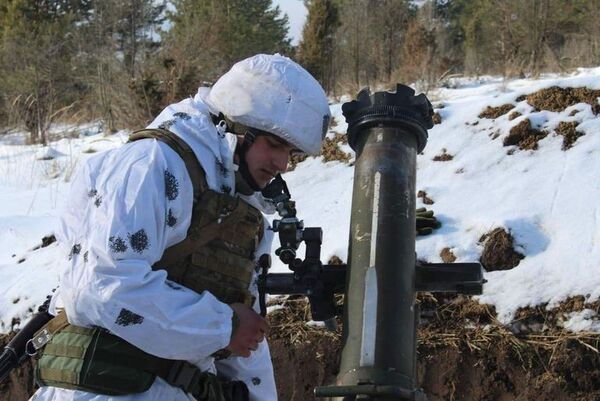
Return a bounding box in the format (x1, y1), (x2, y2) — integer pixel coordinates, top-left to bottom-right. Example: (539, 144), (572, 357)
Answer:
(204, 54), (330, 155)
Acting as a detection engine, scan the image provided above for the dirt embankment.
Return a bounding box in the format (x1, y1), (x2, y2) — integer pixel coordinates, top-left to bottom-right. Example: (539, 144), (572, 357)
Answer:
(2, 295), (599, 401)
(268, 296), (600, 401)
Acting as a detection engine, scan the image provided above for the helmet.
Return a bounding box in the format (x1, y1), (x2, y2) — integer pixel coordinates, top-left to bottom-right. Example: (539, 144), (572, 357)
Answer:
(204, 54), (330, 155)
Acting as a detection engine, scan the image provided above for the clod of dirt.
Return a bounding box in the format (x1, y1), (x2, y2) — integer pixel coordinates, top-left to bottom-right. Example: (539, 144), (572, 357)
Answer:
(432, 148), (454, 161)
(478, 104), (515, 119)
(479, 227), (524, 271)
(432, 112), (442, 125)
(503, 118), (548, 150)
(569, 109), (580, 117)
(508, 111), (522, 121)
(31, 234), (57, 252)
(440, 247), (456, 263)
(524, 86), (600, 114)
(555, 121), (585, 150)
(41, 235), (56, 247)
(489, 129), (501, 140)
(328, 255), (344, 265)
(418, 190), (435, 205)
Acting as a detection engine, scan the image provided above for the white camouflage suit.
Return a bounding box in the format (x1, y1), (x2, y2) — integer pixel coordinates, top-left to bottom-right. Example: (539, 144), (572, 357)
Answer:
(30, 90), (278, 401)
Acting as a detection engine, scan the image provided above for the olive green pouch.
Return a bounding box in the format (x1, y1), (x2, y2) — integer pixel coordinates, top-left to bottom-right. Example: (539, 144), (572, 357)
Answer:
(35, 324), (163, 395)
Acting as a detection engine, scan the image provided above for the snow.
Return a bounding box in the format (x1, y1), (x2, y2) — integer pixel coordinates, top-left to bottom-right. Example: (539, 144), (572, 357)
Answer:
(2, 68), (600, 333)
(561, 309), (600, 332)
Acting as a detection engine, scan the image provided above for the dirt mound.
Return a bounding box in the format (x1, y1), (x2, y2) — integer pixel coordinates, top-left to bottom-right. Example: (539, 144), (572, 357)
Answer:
(478, 104), (515, 119)
(524, 86), (600, 114)
(268, 295), (600, 401)
(4, 296), (600, 401)
(504, 118), (548, 150)
(417, 190), (434, 205)
(555, 121), (585, 150)
(432, 148), (454, 161)
(268, 298), (342, 400)
(440, 247), (456, 263)
(508, 111), (522, 120)
(479, 227), (524, 271)
(321, 134), (351, 163)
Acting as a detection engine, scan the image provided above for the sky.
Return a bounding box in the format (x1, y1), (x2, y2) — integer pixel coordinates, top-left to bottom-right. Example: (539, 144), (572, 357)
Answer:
(1, 69), (600, 334)
(272, 0), (307, 45)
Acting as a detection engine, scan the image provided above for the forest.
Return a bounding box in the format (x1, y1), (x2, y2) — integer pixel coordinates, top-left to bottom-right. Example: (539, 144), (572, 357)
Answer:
(1, 0), (599, 144)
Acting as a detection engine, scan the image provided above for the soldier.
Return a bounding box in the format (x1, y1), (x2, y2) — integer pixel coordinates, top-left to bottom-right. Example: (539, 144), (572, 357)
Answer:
(30, 54), (331, 401)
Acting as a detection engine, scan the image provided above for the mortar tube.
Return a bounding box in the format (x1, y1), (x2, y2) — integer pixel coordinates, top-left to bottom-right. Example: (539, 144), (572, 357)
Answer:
(333, 85), (431, 401)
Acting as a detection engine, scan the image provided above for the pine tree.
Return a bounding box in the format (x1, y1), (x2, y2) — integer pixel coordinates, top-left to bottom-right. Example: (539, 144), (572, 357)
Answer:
(162, 0), (291, 101)
(114, 0), (166, 78)
(296, 0), (339, 92)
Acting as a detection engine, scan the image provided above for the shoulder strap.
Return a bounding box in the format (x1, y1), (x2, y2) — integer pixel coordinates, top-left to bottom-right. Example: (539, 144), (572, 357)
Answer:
(129, 128), (224, 268)
(129, 128), (208, 203)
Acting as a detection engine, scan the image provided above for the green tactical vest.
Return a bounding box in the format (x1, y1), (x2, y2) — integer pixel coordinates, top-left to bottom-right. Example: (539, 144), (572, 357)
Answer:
(132, 129), (265, 306)
(34, 128), (263, 399)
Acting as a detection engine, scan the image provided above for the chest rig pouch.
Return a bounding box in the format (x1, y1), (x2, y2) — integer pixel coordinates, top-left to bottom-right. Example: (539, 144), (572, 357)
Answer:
(129, 128), (264, 306)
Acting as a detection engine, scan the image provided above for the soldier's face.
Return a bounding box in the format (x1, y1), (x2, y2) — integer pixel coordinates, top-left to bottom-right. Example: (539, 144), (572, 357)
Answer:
(245, 134), (296, 188)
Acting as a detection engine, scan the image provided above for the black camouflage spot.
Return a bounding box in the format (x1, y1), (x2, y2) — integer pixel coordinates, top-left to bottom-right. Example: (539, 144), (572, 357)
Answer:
(164, 170), (179, 201)
(167, 208), (177, 227)
(109, 236), (128, 253)
(251, 377), (261, 386)
(83, 251), (89, 263)
(115, 308), (144, 326)
(165, 281), (182, 290)
(215, 158), (228, 177)
(128, 229), (149, 254)
(69, 243), (82, 260)
(221, 185), (232, 194)
(158, 119), (176, 130)
(87, 189), (98, 198)
(94, 196), (102, 207)
(173, 112), (191, 120)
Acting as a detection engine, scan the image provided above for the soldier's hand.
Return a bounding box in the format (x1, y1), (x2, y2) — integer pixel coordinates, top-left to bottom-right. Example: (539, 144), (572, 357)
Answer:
(416, 207), (442, 236)
(227, 303), (269, 358)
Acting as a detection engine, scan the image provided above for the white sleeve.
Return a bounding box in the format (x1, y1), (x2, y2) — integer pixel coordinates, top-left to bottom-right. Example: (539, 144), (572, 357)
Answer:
(215, 340), (278, 401)
(59, 139), (233, 360)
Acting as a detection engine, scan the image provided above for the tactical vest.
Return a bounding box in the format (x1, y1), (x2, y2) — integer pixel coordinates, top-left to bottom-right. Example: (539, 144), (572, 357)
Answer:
(134, 128), (264, 306)
(34, 128), (264, 399)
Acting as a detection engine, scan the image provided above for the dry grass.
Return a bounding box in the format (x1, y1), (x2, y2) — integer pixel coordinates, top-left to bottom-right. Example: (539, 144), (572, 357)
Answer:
(287, 134), (351, 171)
(269, 295), (600, 357)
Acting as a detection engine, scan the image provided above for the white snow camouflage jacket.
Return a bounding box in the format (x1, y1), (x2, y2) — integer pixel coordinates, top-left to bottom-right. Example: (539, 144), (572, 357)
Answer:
(30, 90), (278, 401)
